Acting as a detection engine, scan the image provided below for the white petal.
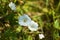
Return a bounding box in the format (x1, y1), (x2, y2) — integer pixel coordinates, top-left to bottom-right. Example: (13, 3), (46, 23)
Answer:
(19, 22), (27, 26)
(39, 34), (45, 39)
(9, 2), (16, 10)
(18, 14), (31, 26)
(28, 21), (38, 31)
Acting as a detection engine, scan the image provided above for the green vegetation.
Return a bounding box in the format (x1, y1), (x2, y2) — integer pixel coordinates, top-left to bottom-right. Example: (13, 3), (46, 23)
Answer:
(0, 0), (60, 40)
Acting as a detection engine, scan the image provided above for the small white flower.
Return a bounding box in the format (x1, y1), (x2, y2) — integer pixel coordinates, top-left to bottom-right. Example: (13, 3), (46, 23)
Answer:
(18, 14), (31, 26)
(9, 2), (16, 10)
(28, 21), (38, 31)
(39, 34), (45, 39)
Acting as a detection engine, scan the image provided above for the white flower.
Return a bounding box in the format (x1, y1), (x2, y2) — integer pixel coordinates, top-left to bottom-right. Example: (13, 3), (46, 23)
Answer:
(28, 21), (38, 31)
(18, 14), (31, 26)
(39, 34), (45, 39)
(9, 2), (16, 10)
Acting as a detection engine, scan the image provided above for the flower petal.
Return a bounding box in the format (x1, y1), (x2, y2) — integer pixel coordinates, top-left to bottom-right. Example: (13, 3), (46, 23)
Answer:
(18, 14), (31, 26)
(9, 2), (16, 10)
(39, 34), (45, 39)
(28, 21), (38, 31)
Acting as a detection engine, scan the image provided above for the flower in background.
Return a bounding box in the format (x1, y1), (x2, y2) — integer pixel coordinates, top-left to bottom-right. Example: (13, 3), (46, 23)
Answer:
(9, 2), (16, 10)
(39, 34), (45, 39)
(28, 21), (38, 31)
(18, 14), (31, 26)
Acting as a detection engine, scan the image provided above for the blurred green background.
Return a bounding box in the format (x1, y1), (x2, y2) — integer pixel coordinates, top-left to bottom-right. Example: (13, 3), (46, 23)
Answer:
(0, 0), (60, 40)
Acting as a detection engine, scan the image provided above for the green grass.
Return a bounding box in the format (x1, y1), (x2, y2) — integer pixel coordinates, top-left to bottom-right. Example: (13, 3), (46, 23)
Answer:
(0, 0), (60, 40)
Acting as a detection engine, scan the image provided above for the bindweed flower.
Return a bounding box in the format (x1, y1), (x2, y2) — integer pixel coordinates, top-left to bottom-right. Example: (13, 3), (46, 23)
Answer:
(9, 2), (16, 10)
(39, 34), (45, 39)
(18, 14), (31, 26)
(28, 21), (38, 31)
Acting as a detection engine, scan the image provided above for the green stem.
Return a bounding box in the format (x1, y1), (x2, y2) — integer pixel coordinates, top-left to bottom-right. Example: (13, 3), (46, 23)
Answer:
(56, 1), (60, 11)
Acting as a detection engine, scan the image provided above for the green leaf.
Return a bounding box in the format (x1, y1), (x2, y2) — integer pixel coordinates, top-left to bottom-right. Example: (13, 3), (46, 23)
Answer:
(53, 30), (59, 40)
(2, 0), (8, 2)
(14, 0), (17, 3)
(4, 29), (17, 37)
(10, 37), (17, 40)
(54, 19), (60, 30)
(27, 35), (33, 40)
(16, 26), (22, 32)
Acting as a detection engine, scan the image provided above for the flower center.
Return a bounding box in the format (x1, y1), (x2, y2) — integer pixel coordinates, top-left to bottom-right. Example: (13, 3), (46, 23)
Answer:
(23, 19), (27, 22)
(31, 25), (34, 28)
